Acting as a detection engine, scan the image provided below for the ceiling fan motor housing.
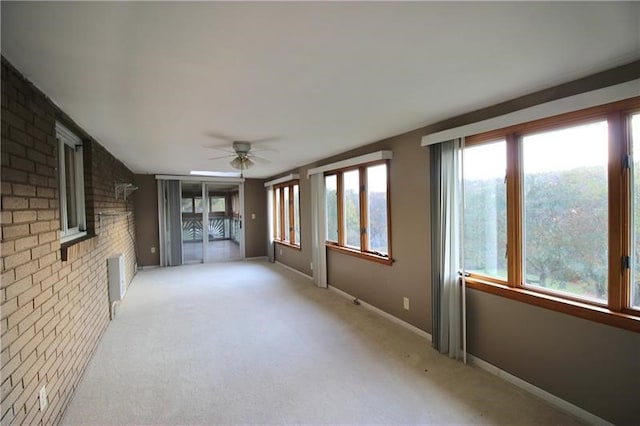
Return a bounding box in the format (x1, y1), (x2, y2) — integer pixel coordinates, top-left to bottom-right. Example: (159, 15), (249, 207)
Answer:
(232, 141), (252, 155)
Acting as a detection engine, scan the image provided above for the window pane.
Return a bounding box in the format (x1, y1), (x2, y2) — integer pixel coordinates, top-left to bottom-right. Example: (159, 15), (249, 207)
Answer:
(194, 197), (204, 213)
(522, 121), (608, 302)
(181, 198), (192, 213)
(463, 140), (507, 279)
(284, 186), (290, 242)
(325, 175), (338, 241)
(631, 113), (640, 309)
(64, 145), (78, 228)
(343, 170), (361, 249)
(232, 193), (239, 215)
(293, 184), (300, 245)
(366, 164), (388, 254)
(210, 196), (225, 213)
(275, 189), (281, 239)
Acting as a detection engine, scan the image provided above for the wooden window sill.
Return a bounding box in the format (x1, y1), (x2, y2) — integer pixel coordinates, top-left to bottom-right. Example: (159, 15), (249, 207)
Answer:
(326, 243), (392, 266)
(465, 277), (640, 333)
(61, 234), (97, 262)
(274, 240), (301, 251)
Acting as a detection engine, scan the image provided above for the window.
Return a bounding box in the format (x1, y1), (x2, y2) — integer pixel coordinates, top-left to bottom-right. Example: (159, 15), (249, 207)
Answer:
(209, 196), (226, 213)
(463, 97), (640, 331)
(181, 198), (193, 213)
(324, 161), (391, 263)
(325, 174), (338, 242)
(56, 123), (86, 243)
(181, 196), (203, 213)
(273, 180), (300, 246)
(522, 121), (608, 302)
(631, 113), (640, 309)
(463, 140), (507, 280)
(343, 169), (361, 249)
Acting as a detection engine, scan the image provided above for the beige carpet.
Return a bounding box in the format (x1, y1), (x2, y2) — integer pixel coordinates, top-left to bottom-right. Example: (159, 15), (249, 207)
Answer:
(62, 260), (583, 425)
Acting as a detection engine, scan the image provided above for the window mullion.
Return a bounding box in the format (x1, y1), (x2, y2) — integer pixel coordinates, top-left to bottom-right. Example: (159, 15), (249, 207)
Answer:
(506, 133), (521, 288)
(608, 111), (627, 312)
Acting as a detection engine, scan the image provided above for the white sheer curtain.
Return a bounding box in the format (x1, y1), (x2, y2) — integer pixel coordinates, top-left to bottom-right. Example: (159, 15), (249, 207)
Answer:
(310, 174), (327, 288)
(430, 139), (465, 361)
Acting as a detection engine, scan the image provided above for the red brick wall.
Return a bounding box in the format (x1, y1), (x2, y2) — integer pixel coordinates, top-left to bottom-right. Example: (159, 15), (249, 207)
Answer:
(1, 57), (137, 424)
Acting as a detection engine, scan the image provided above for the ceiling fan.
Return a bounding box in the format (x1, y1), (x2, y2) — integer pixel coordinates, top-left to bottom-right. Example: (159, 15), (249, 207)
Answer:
(206, 138), (276, 176)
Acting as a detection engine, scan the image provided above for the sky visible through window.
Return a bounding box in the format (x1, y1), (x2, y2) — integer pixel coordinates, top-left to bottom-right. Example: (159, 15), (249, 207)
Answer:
(463, 121), (608, 180)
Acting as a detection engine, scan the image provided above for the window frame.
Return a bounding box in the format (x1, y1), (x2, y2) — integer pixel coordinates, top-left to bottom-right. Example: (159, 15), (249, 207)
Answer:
(324, 160), (392, 265)
(463, 97), (640, 332)
(273, 180), (301, 248)
(56, 122), (87, 243)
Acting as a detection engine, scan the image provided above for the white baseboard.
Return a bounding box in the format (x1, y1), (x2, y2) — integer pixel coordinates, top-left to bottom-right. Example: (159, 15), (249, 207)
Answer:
(138, 264), (160, 270)
(328, 285), (432, 341)
(245, 256), (267, 261)
(275, 261), (313, 281)
(467, 354), (611, 426)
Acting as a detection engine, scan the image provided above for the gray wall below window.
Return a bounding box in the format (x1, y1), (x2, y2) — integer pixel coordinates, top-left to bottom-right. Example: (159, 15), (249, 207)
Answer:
(467, 289), (640, 424)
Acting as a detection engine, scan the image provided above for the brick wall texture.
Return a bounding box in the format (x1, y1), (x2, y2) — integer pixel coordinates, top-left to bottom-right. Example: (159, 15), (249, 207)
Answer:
(1, 57), (137, 425)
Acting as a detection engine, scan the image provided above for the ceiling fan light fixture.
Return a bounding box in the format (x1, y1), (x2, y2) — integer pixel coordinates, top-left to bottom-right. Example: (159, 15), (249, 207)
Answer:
(230, 157), (254, 170)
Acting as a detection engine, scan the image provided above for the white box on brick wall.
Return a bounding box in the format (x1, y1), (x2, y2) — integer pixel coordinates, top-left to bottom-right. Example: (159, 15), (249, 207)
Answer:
(108, 254), (126, 301)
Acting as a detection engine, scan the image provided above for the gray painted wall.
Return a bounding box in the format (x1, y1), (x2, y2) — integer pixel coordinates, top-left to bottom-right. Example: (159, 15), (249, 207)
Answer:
(467, 289), (640, 424)
(134, 174), (160, 266)
(270, 62), (640, 424)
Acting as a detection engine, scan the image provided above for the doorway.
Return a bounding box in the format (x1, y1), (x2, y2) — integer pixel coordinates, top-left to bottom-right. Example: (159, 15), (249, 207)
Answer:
(159, 178), (245, 266)
(201, 182), (242, 262)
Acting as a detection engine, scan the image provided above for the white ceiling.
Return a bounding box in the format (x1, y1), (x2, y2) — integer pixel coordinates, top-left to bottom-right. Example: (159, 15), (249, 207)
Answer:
(2, 2), (639, 178)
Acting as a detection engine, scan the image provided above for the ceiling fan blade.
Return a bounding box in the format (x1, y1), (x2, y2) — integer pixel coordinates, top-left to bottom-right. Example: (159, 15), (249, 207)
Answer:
(249, 154), (271, 164)
(204, 145), (235, 153)
(205, 132), (236, 143)
(251, 136), (279, 144)
(251, 146), (279, 154)
(208, 154), (235, 160)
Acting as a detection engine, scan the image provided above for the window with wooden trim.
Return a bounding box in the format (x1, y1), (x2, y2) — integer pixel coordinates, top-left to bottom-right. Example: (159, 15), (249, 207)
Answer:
(56, 122), (86, 243)
(324, 161), (391, 263)
(463, 97), (640, 332)
(273, 181), (300, 247)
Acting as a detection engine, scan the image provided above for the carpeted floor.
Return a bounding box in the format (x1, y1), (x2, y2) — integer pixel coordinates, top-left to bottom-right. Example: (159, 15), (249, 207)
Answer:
(62, 260), (583, 425)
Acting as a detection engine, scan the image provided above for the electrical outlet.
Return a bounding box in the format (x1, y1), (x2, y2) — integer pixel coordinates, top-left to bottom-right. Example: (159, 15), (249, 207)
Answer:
(150, 247), (156, 253)
(279, 248), (283, 256)
(403, 297), (410, 310)
(310, 262), (313, 271)
(251, 213), (256, 219)
(39, 385), (48, 411)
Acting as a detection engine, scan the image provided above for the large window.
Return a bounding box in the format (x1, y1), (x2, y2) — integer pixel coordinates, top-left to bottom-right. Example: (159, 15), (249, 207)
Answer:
(56, 122), (86, 243)
(522, 121), (608, 302)
(463, 97), (640, 331)
(273, 180), (300, 247)
(324, 161), (391, 263)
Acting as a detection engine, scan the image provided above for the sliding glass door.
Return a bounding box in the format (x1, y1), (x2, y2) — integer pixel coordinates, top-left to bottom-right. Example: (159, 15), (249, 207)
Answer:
(181, 182), (204, 263)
